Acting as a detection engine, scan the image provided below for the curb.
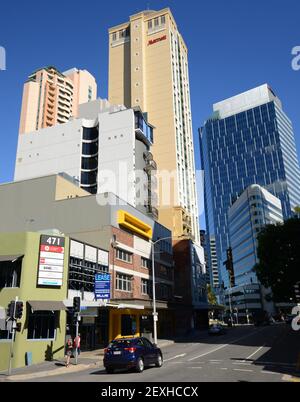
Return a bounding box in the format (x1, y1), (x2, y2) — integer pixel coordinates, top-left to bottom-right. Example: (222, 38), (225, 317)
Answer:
(1, 341), (175, 382)
(2, 362), (101, 382)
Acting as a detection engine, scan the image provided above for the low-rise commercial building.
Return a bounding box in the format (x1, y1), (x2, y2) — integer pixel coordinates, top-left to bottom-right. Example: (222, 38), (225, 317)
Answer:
(0, 174), (175, 369)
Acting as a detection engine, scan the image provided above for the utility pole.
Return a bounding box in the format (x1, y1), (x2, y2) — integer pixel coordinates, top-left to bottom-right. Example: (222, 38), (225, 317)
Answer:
(8, 296), (18, 376)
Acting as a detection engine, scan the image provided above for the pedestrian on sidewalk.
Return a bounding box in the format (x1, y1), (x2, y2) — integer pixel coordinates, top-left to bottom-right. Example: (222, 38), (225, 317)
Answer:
(73, 333), (81, 356)
(65, 337), (73, 367)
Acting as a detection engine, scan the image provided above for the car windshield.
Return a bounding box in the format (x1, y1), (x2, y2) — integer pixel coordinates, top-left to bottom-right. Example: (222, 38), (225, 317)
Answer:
(109, 339), (135, 348)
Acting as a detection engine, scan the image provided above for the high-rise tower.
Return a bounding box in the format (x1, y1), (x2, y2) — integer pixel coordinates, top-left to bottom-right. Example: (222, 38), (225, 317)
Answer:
(108, 8), (200, 243)
(200, 84), (300, 288)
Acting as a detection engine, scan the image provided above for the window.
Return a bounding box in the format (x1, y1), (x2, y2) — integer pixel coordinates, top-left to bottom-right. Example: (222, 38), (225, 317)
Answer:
(141, 257), (151, 269)
(112, 32), (117, 41)
(68, 243), (109, 292)
(141, 279), (150, 295)
(116, 273), (132, 292)
(27, 311), (57, 340)
(154, 17), (159, 27)
(0, 259), (22, 288)
(161, 15), (166, 25)
(148, 20), (152, 30)
(116, 249), (133, 263)
(0, 330), (13, 340)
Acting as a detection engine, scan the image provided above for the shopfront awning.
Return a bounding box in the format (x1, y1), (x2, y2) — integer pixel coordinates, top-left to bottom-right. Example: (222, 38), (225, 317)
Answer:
(0, 255), (24, 263)
(28, 301), (67, 312)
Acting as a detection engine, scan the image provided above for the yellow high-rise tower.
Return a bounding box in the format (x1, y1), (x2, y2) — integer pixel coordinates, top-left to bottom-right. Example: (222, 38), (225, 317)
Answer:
(109, 8), (199, 244)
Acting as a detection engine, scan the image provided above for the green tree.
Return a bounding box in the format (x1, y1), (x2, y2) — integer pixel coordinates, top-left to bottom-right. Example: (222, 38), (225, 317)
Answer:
(254, 218), (300, 302)
(207, 284), (218, 305)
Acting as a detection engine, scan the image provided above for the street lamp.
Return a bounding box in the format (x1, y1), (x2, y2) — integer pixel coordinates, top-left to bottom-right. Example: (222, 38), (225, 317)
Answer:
(150, 235), (185, 346)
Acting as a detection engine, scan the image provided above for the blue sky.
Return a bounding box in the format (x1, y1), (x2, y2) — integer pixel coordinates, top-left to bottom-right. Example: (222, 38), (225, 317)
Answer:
(1, 0), (300, 227)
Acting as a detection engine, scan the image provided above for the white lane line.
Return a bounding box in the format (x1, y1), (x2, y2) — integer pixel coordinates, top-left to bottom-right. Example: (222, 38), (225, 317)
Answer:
(189, 367), (203, 369)
(188, 329), (266, 362)
(261, 371), (280, 376)
(233, 368), (254, 373)
(220, 368), (228, 370)
(164, 354), (186, 362)
(188, 344), (229, 361)
(232, 362), (252, 366)
(244, 345), (265, 362)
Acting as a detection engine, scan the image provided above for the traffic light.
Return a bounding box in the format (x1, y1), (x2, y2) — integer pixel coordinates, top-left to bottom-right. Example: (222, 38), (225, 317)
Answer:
(7, 301), (15, 319)
(73, 297), (81, 313)
(15, 301), (24, 319)
(16, 322), (22, 332)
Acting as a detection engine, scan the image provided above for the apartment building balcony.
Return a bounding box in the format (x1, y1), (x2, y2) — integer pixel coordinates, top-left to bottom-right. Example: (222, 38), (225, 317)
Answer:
(146, 204), (159, 221)
(144, 159), (157, 172)
(134, 109), (154, 146)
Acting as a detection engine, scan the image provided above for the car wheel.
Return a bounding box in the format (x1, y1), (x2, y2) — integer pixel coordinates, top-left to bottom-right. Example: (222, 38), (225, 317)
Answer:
(136, 357), (144, 373)
(155, 354), (163, 368)
(106, 368), (114, 374)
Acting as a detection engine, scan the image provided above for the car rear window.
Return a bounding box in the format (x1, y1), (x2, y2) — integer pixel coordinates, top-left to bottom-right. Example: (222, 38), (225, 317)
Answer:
(109, 339), (135, 348)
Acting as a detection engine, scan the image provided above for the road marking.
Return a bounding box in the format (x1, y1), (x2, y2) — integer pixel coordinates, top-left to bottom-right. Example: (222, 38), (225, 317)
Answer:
(254, 361), (296, 368)
(188, 328), (266, 362)
(220, 368), (228, 370)
(245, 345), (265, 361)
(233, 368), (254, 373)
(189, 367), (203, 369)
(261, 371), (280, 376)
(210, 360), (223, 362)
(210, 361), (222, 364)
(164, 354), (186, 362)
(232, 362), (252, 366)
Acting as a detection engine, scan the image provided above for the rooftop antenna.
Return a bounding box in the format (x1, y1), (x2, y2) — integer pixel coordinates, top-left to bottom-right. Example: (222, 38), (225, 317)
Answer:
(146, 1), (150, 10)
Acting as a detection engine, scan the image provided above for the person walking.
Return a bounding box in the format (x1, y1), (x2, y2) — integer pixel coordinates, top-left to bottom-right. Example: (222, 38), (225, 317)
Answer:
(73, 333), (81, 356)
(65, 337), (73, 367)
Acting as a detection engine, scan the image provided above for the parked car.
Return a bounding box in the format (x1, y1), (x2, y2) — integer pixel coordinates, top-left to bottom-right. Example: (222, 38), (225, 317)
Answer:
(285, 314), (296, 325)
(103, 337), (163, 374)
(208, 324), (227, 336)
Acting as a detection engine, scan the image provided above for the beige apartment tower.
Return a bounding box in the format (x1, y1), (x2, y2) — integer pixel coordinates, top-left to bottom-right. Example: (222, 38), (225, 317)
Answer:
(108, 8), (200, 243)
(19, 66), (97, 134)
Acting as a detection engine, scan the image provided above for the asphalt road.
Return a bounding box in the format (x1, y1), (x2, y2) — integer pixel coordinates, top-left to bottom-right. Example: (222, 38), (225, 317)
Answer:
(25, 324), (300, 382)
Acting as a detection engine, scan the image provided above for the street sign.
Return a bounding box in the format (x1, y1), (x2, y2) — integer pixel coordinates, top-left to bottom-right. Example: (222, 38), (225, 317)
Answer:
(37, 235), (65, 287)
(95, 273), (111, 301)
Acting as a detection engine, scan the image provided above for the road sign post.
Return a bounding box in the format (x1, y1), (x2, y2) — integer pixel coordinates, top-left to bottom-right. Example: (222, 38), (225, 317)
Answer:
(8, 296), (18, 376)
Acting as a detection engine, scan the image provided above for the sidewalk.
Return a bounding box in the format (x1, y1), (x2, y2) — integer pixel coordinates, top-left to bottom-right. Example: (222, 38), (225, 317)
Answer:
(0, 339), (176, 382)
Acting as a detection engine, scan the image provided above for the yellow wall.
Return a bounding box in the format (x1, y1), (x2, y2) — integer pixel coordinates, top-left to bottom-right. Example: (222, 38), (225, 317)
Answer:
(109, 309), (146, 341)
(0, 232), (69, 371)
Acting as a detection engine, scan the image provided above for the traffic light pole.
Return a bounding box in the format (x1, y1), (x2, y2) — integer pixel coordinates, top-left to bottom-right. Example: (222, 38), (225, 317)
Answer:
(8, 296), (18, 376)
(75, 314), (79, 365)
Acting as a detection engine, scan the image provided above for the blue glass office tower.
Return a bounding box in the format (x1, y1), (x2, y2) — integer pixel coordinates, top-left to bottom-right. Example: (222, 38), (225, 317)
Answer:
(200, 84), (300, 289)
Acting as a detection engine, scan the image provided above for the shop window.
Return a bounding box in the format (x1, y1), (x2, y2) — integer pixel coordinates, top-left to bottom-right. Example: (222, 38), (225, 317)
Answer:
(0, 259), (22, 288)
(27, 311), (57, 340)
(0, 330), (13, 340)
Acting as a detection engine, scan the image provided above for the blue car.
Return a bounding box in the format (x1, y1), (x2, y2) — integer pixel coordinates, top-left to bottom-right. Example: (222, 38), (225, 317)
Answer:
(103, 337), (163, 374)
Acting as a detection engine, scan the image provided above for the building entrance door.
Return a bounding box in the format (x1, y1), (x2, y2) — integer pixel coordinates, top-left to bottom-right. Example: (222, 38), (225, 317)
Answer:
(80, 324), (96, 351)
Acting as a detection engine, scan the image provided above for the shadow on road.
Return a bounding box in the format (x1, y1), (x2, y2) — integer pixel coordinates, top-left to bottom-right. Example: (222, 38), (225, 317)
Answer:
(169, 324), (300, 378)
